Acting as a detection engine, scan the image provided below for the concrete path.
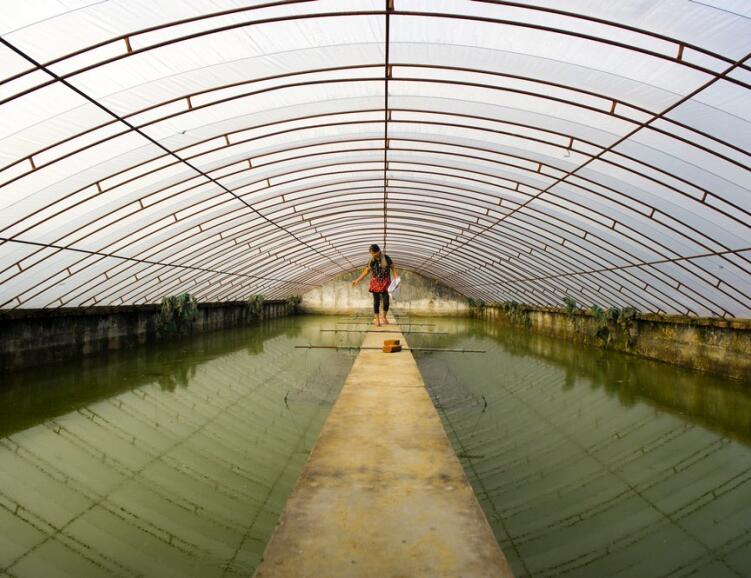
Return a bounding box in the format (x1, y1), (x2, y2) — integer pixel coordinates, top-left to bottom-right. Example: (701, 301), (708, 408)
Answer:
(254, 318), (514, 578)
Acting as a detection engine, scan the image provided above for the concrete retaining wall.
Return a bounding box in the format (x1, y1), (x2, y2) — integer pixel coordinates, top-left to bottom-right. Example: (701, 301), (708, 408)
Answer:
(0, 300), (292, 373)
(300, 270), (469, 316)
(477, 306), (751, 381)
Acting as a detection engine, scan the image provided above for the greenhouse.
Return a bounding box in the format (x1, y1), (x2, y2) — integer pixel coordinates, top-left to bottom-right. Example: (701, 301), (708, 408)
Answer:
(0, 1), (749, 577)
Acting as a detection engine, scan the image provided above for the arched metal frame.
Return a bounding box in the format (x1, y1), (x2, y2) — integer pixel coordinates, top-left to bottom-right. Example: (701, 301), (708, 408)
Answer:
(0, 1), (749, 316)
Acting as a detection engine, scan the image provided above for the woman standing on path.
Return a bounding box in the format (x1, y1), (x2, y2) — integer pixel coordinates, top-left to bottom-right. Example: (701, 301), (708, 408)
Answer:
(352, 244), (397, 326)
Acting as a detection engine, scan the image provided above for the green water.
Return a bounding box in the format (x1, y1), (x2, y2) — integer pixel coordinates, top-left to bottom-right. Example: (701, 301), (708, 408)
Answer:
(406, 316), (751, 578)
(0, 316), (361, 578)
(3, 314), (750, 578)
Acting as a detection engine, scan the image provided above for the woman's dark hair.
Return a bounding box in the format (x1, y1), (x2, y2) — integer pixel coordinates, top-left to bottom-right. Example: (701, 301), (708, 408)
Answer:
(369, 244), (381, 253)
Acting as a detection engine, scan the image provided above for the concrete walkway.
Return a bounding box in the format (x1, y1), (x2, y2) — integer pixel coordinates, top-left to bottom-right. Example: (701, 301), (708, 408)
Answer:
(254, 318), (514, 578)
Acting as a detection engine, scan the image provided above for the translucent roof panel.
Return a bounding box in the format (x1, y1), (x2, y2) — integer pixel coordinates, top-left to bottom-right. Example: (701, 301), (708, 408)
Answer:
(1, 0), (749, 316)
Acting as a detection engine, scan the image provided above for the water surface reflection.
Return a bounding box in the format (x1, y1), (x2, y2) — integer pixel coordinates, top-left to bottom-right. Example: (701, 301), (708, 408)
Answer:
(410, 317), (751, 578)
(0, 316), (355, 578)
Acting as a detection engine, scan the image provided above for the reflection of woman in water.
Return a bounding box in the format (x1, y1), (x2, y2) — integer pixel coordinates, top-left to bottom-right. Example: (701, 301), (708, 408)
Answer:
(352, 244), (397, 327)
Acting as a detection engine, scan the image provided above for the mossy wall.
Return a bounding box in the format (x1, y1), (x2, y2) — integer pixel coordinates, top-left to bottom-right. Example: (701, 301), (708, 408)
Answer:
(477, 306), (751, 381)
(0, 300), (292, 373)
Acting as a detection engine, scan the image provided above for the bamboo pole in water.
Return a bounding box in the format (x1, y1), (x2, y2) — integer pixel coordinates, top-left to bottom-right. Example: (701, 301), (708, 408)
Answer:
(320, 329), (448, 335)
(335, 322), (436, 327)
(295, 345), (485, 353)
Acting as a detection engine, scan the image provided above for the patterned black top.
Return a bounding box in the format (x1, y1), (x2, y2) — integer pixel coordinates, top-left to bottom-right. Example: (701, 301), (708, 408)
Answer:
(368, 254), (393, 293)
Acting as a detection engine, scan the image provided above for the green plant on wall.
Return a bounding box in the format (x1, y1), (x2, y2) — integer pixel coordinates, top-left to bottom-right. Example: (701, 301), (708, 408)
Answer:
(286, 294), (302, 314)
(607, 306), (621, 323)
(563, 296), (578, 318)
(158, 293), (198, 335)
(468, 297), (486, 315)
(590, 304), (610, 341)
(245, 294), (265, 320)
(591, 305), (640, 346)
(619, 306), (639, 326)
(501, 300), (531, 328)
(618, 306), (640, 345)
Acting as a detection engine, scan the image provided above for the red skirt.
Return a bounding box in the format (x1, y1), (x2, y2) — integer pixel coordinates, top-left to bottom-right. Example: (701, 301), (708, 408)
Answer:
(369, 275), (390, 293)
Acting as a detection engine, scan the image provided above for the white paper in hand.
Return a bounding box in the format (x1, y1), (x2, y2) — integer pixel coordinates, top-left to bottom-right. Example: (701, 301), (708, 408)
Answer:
(388, 276), (401, 299)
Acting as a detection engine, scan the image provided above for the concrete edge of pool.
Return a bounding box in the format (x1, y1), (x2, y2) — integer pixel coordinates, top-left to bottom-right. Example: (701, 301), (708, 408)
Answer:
(253, 316), (514, 578)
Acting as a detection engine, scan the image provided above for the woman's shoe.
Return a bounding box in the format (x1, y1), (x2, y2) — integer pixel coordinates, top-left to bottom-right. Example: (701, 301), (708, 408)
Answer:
(373, 315), (381, 327)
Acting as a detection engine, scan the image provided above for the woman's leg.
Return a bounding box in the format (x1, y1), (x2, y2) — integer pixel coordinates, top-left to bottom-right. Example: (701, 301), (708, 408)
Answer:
(373, 292), (381, 325)
(379, 292), (389, 324)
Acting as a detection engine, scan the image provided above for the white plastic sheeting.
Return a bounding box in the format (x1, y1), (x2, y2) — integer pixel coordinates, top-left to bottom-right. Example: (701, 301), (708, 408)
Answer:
(0, 0), (749, 316)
